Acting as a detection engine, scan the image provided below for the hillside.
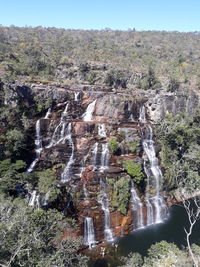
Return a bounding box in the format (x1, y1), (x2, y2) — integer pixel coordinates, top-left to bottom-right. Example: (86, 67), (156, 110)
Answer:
(1, 26), (200, 266)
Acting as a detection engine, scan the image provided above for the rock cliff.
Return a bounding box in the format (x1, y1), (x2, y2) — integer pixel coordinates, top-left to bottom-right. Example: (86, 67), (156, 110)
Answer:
(3, 81), (199, 246)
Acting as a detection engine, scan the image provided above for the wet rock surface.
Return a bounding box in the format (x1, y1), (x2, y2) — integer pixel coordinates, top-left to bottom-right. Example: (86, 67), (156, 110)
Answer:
(8, 81), (199, 244)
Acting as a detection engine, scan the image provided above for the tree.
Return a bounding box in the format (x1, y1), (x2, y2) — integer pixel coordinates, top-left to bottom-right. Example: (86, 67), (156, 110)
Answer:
(0, 196), (88, 266)
(182, 198), (200, 267)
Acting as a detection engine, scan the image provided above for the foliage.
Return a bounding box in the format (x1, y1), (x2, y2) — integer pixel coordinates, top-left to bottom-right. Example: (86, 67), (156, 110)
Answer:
(120, 241), (195, 266)
(128, 141), (138, 154)
(0, 158), (27, 195)
(108, 139), (119, 154)
(36, 169), (60, 202)
(138, 67), (161, 90)
(4, 129), (26, 157)
(157, 109), (200, 191)
(0, 196), (87, 266)
(167, 77), (180, 92)
(108, 176), (130, 215)
(123, 160), (144, 184)
(143, 241), (190, 266)
(1, 26), (200, 88)
(121, 252), (143, 267)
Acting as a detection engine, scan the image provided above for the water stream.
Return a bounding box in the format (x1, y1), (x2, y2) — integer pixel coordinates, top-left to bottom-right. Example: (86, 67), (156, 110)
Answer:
(84, 217), (96, 249)
(83, 100), (97, 121)
(100, 143), (109, 172)
(91, 143), (99, 167)
(46, 103), (69, 148)
(98, 178), (114, 242)
(142, 124), (167, 225)
(60, 123), (75, 183)
(98, 124), (107, 137)
(131, 182), (144, 229)
(139, 105), (146, 123)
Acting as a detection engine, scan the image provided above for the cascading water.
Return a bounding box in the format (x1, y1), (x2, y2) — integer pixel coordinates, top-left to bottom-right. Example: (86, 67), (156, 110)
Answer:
(131, 182), (144, 229)
(128, 102), (135, 121)
(44, 108), (51, 119)
(100, 143), (109, 172)
(74, 92), (80, 102)
(46, 103), (69, 148)
(83, 100), (96, 122)
(91, 143), (98, 167)
(42, 191), (50, 206)
(60, 123), (75, 183)
(139, 105), (146, 123)
(142, 124), (167, 224)
(98, 178), (114, 242)
(27, 119), (43, 173)
(98, 124), (107, 137)
(83, 183), (89, 200)
(29, 190), (41, 209)
(29, 190), (37, 206)
(84, 217), (96, 248)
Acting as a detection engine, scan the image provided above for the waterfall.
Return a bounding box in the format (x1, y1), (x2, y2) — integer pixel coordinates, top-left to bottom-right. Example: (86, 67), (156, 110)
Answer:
(131, 182), (144, 229)
(27, 119), (43, 173)
(98, 124), (107, 137)
(91, 143), (99, 167)
(46, 103), (69, 148)
(29, 190), (37, 206)
(44, 108), (51, 119)
(74, 92), (80, 102)
(128, 102), (135, 121)
(29, 190), (41, 209)
(98, 178), (114, 242)
(142, 124), (167, 224)
(145, 198), (154, 225)
(139, 105), (146, 123)
(83, 100), (96, 122)
(84, 217), (96, 249)
(100, 143), (109, 172)
(79, 155), (89, 177)
(42, 191), (50, 206)
(60, 123), (75, 183)
(83, 183), (89, 200)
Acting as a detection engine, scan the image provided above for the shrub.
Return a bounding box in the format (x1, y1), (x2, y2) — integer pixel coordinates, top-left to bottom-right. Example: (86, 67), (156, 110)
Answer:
(123, 160), (144, 184)
(108, 139), (119, 154)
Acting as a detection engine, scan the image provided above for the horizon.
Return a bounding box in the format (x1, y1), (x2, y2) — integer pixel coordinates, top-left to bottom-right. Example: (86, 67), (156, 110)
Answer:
(1, 24), (199, 34)
(1, 0), (200, 33)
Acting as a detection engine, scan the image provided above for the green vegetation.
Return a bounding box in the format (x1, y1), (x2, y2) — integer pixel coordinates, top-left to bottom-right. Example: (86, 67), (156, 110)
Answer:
(1, 26), (200, 90)
(123, 160), (144, 184)
(157, 109), (200, 192)
(37, 169), (60, 202)
(108, 176), (131, 215)
(128, 141), (138, 154)
(121, 241), (196, 266)
(0, 196), (87, 266)
(108, 138), (119, 154)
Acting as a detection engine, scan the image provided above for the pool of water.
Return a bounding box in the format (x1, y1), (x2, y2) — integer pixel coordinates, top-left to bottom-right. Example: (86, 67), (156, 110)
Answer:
(90, 200), (200, 266)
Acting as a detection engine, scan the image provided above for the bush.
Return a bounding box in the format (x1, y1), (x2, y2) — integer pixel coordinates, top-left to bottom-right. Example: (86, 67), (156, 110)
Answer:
(108, 139), (119, 154)
(123, 160), (144, 184)
(108, 176), (131, 215)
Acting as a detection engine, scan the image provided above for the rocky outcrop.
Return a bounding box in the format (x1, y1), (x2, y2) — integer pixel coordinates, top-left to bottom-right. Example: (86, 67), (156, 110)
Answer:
(6, 81), (199, 244)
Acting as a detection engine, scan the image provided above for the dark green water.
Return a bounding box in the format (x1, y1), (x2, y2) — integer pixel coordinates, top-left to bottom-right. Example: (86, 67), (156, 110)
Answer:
(90, 201), (200, 266)
(117, 202), (200, 257)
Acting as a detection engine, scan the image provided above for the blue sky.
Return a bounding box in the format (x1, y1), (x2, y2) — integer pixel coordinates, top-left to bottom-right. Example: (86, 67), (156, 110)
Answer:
(0, 0), (200, 32)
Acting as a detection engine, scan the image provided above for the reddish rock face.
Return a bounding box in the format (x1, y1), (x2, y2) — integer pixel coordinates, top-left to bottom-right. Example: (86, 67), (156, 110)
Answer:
(28, 86), (196, 244)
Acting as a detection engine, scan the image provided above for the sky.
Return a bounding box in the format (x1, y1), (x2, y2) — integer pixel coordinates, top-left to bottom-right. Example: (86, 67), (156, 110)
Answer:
(0, 0), (200, 32)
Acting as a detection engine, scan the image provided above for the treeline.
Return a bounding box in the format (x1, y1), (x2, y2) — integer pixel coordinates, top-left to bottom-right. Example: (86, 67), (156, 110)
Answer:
(1, 26), (200, 90)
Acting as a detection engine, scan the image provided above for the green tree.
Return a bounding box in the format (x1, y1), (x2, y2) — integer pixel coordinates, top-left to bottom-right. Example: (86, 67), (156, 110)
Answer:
(0, 196), (88, 266)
